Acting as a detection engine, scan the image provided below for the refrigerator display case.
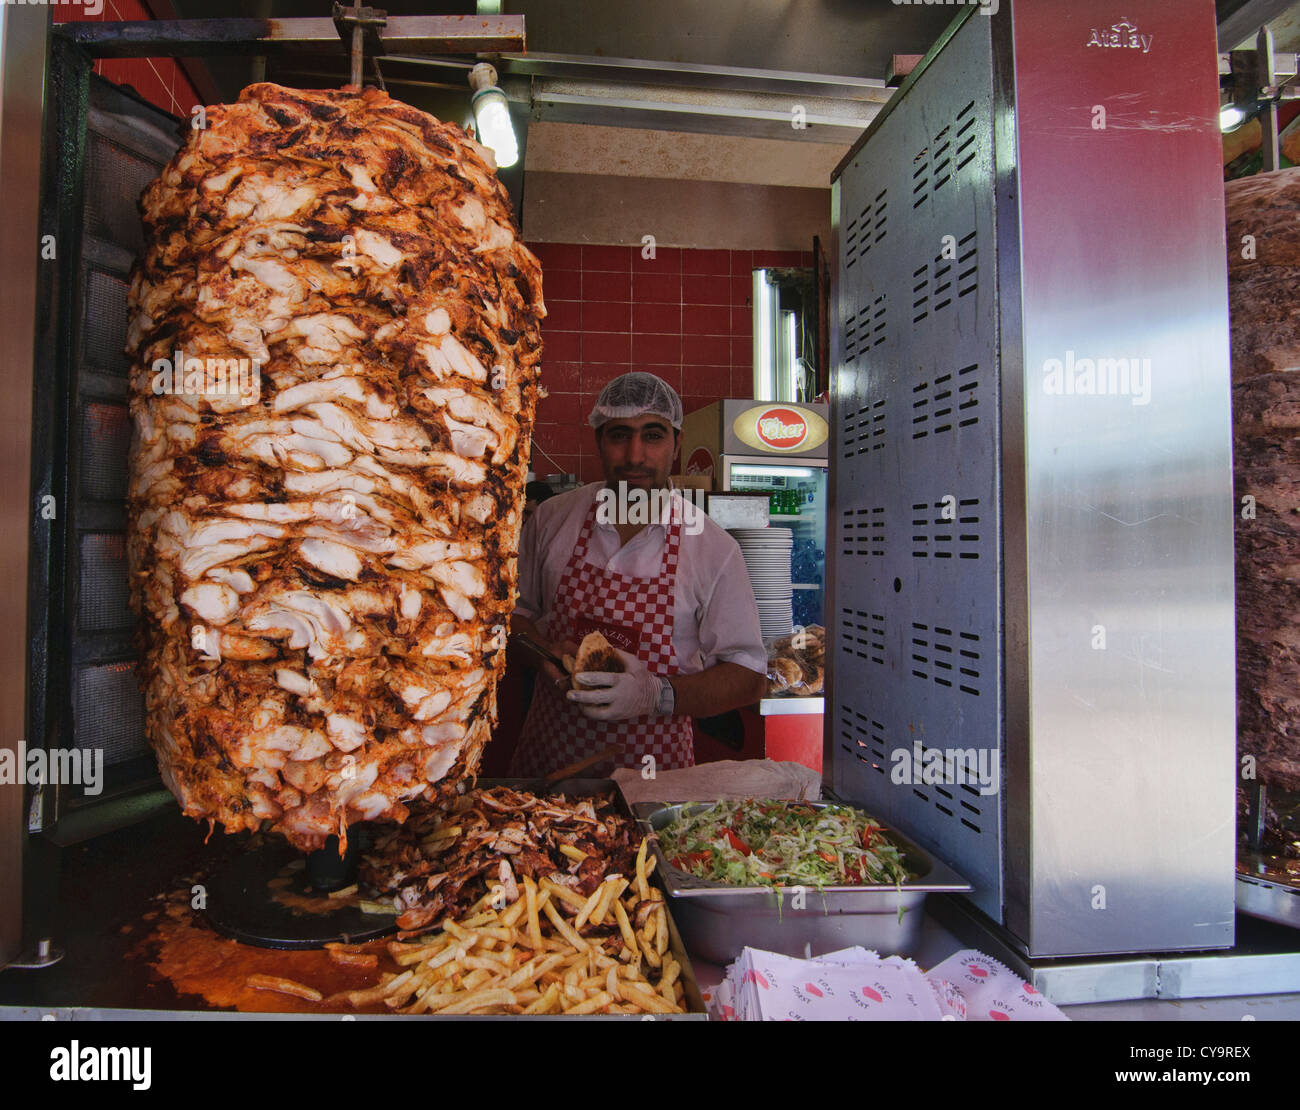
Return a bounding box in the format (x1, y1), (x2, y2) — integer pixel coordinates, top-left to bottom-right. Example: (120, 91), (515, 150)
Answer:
(681, 400), (829, 629)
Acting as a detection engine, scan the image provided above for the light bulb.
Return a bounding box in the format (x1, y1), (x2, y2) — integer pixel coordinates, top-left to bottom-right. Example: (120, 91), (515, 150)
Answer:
(472, 88), (519, 169)
(1220, 104), (1247, 132)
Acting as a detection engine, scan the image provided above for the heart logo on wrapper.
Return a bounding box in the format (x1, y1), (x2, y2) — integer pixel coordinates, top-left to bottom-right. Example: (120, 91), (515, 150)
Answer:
(861, 986), (883, 1003)
(967, 962), (989, 978)
(805, 983), (823, 997)
(989, 1009), (1010, 1021)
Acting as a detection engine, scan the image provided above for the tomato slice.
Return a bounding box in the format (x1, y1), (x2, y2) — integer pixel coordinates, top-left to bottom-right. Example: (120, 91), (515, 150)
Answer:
(818, 850), (837, 864)
(725, 829), (752, 857)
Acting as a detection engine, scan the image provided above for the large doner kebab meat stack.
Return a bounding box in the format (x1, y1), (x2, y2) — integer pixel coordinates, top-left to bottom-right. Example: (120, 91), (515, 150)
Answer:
(1226, 169), (1300, 791)
(126, 83), (544, 850)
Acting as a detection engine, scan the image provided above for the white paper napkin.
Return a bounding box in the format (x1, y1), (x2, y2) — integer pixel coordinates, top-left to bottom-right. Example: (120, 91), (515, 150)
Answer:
(926, 949), (1067, 1021)
(707, 945), (1066, 1021)
(709, 946), (944, 1021)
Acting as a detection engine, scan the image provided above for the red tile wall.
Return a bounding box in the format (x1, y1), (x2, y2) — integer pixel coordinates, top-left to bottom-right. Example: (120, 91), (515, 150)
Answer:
(528, 242), (813, 484)
(56, 0), (202, 120)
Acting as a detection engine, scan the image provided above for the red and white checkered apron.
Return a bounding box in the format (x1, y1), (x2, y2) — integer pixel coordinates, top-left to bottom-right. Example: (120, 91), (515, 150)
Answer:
(510, 494), (694, 778)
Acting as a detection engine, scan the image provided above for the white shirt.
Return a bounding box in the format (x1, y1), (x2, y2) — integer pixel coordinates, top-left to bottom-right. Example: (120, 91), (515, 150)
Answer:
(515, 482), (767, 677)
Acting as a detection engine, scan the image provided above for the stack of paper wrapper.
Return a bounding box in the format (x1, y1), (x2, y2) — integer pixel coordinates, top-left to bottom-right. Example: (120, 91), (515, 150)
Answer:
(704, 947), (1067, 1021)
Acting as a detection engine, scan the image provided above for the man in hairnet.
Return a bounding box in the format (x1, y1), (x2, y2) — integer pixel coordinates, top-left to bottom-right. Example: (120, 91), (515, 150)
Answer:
(509, 372), (767, 776)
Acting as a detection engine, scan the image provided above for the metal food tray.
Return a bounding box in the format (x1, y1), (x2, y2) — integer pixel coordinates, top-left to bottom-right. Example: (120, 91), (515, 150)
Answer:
(633, 799), (971, 965)
(482, 778), (707, 1019)
(1236, 873), (1300, 929)
(1235, 853), (1300, 931)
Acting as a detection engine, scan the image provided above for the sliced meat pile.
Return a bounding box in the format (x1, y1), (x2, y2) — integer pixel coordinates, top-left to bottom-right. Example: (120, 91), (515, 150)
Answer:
(361, 787), (639, 935)
(126, 83), (544, 850)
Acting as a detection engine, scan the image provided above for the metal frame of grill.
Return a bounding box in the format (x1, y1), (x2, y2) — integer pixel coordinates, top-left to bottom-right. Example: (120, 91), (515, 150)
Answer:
(5, 10), (525, 970)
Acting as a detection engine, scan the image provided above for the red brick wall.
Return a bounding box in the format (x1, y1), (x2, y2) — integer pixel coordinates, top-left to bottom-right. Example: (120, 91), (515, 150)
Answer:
(56, 0), (202, 119)
(528, 243), (813, 484)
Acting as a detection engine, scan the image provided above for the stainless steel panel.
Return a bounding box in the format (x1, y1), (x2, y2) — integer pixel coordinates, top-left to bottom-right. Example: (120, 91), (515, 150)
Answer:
(0, 5), (48, 968)
(830, 9), (1004, 923)
(1009, 0), (1235, 956)
(831, 0), (1237, 958)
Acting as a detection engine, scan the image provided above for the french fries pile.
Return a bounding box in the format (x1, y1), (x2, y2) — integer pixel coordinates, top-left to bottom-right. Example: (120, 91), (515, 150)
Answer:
(250, 839), (687, 1015)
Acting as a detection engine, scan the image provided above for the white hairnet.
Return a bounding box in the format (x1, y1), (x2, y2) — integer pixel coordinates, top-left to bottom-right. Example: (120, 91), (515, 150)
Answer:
(587, 371), (684, 430)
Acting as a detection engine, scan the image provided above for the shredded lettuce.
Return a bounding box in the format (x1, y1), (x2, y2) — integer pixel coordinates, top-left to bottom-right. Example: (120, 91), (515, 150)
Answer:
(658, 798), (910, 889)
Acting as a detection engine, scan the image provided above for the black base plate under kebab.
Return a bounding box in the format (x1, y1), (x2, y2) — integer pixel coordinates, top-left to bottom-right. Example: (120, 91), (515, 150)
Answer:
(204, 829), (397, 950)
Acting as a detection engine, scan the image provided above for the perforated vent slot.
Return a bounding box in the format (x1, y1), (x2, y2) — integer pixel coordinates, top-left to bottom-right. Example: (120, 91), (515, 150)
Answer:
(846, 188), (887, 270)
(931, 124), (953, 193)
(957, 230), (979, 298)
(932, 255), (953, 313)
(910, 233), (976, 325)
(844, 297), (884, 362)
(840, 607), (886, 666)
(954, 100), (978, 170)
(844, 308), (861, 363)
(912, 262), (929, 324)
(910, 103), (980, 210)
(911, 146), (929, 208)
(840, 506), (885, 558)
(890, 737), (987, 831)
(841, 398), (885, 458)
(911, 362), (979, 439)
(840, 706), (887, 773)
(909, 622), (983, 696)
(910, 497), (982, 560)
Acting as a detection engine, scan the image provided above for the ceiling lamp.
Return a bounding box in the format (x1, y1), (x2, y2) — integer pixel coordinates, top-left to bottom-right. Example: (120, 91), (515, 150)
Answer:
(469, 62), (519, 169)
(1219, 103), (1248, 132)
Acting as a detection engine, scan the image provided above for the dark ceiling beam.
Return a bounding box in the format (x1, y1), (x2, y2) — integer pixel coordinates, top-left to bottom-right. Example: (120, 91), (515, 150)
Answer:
(1218, 0), (1299, 50)
(54, 15), (524, 59)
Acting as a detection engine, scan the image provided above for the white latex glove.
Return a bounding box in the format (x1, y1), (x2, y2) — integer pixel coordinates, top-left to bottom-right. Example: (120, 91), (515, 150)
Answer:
(567, 648), (662, 721)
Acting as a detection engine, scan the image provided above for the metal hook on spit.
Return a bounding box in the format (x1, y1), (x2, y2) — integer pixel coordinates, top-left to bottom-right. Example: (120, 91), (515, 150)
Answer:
(332, 2), (388, 90)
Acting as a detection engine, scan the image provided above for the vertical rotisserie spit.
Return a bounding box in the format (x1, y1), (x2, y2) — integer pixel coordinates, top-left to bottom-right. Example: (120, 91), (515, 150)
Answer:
(126, 83), (544, 850)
